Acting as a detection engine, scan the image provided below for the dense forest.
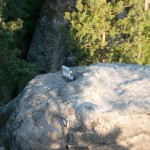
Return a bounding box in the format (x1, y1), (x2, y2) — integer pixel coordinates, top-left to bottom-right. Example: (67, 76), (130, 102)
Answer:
(0, 0), (43, 106)
(0, 0), (150, 106)
(65, 0), (150, 65)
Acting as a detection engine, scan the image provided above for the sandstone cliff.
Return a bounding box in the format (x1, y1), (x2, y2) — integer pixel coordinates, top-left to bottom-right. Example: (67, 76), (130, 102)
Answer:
(1, 63), (150, 150)
(27, 0), (73, 72)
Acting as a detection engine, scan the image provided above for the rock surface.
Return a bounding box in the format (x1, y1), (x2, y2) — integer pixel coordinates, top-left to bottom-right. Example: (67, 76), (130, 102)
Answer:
(1, 63), (150, 150)
(27, 0), (74, 72)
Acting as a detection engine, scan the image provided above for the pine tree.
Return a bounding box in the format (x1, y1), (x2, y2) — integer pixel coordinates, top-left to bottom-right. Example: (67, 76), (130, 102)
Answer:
(65, 0), (150, 65)
(110, 0), (150, 65)
(0, 0), (41, 106)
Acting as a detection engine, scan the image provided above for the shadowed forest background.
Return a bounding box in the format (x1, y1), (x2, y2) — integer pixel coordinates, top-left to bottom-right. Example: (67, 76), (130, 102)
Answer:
(0, 0), (150, 106)
(0, 0), (43, 106)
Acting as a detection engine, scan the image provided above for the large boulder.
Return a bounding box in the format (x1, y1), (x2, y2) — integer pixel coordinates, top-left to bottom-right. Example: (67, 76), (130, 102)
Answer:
(2, 63), (150, 150)
(27, 0), (74, 72)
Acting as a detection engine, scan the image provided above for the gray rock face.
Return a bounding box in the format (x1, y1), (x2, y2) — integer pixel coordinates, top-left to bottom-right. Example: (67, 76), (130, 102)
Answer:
(27, 0), (72, 72)
(2, 63), (150, 150)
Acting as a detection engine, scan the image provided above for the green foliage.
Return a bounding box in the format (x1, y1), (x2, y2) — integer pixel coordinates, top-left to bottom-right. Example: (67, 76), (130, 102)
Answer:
(0, 29), (38, 106)
(65, 0), (150, 65)
(0, 0), (42, 106)
(1, 0), (42, 35)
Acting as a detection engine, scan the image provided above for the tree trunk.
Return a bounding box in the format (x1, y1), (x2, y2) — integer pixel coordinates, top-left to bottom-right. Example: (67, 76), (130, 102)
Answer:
(101, 32), (106, 62)
(145, 0), (150, 11)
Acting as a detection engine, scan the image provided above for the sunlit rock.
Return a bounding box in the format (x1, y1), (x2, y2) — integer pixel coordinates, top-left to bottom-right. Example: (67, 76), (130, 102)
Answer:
(2, 63), (150, 149)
